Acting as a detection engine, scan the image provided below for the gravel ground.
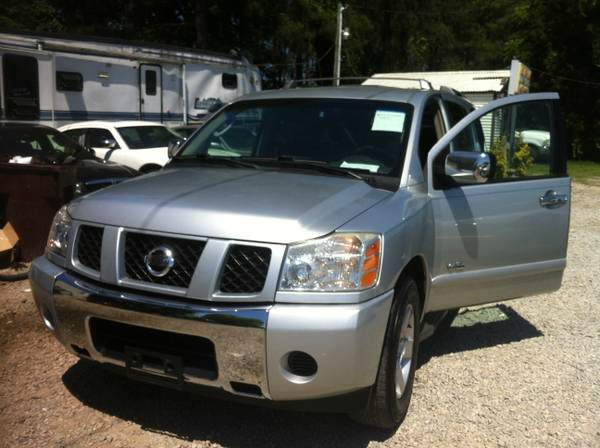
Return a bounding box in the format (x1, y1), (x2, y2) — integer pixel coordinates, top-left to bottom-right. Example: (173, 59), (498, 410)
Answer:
(0, 182), (598, 448)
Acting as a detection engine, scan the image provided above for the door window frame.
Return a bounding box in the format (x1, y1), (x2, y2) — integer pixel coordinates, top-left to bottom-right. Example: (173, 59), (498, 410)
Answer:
(427, 93), (567, 192)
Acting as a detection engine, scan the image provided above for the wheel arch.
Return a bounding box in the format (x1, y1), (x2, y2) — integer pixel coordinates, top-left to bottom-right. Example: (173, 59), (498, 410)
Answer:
(396, 255), (430, 321)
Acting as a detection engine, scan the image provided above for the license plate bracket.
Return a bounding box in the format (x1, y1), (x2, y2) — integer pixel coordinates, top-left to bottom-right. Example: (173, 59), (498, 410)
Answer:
(124, 345), (184, 389)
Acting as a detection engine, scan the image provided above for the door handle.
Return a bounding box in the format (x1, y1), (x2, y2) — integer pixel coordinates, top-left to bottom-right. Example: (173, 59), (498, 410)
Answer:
(539, 190), (568, 209)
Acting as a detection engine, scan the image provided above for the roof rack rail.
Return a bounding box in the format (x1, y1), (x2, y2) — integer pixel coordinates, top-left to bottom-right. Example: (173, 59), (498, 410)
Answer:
(284, 76), (434, 90)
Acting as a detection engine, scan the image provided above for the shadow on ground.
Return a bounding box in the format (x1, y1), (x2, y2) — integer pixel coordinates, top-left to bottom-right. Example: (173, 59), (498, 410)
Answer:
(419, 304), (543, 367)
(62, 303), (541, 447)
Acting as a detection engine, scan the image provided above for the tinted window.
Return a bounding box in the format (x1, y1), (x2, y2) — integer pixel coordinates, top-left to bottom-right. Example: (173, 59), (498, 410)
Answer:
(179, 99), (412, 176)
(418, 99), (445, 168)
(0, 126), (80, 157)
(117, 126), (179, 149)
(62, 129), (86, 145)
(145, 70), (157, 96)
(2, 54), (39, 120)
(87, 128), (118, 148)
(56, 71), (83, 92)
(444, 101), (470, 126)
(222, 73), (238, 90)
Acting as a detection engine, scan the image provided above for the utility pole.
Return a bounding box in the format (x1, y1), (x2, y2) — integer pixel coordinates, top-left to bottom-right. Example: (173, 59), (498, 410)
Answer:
(333, 3), (345, 86)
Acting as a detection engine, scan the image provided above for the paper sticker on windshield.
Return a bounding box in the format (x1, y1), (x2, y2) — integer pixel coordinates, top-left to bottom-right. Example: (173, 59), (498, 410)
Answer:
(340, 162), (380, 173)
(371, 110), (405, 133)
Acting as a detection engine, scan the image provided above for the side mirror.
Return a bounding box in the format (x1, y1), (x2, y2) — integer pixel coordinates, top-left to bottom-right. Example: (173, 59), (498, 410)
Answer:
(100, 138), (118, 149)
(445, 151), (493, 184)
(168, 139), (183, 158)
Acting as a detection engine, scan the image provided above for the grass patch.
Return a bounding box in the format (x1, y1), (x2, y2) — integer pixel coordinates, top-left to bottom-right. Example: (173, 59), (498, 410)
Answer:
(568, 160), (600, 185)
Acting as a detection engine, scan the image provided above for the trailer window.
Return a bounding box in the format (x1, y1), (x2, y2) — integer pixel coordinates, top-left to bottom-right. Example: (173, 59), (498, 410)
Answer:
(2, 54), (39, 120)
(222, 73), (238, 90)
(56, 71), (83, 92)
(145, 70), (157, 96)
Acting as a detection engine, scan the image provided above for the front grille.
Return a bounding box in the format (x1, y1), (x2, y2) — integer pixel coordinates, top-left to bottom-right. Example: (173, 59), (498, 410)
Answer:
(219, 245), (271, 293)
(124, 233), (206, 288)
(89, 318), (217, 380)
(77, 225), (104, 271)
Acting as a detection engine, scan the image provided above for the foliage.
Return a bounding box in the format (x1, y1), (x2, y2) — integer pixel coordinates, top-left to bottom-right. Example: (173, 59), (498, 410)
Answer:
(489, 137), (508, 179)
(489, 138), (535, 178)
(0, 0), (599, 160)
(512, 143), (534, 177)
(567, 160), (600, 185)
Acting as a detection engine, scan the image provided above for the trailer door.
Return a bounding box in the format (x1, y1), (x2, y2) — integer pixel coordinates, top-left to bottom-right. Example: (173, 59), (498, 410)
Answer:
(140, 64), (162, 121)
(2, 53), (40, 120)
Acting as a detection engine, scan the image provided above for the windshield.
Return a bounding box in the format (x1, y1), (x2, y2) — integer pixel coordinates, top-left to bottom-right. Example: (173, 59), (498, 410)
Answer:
(0, 126), (83, 158)
(117, 126), (181, 149)
(177, 99), (412, 176)
(174, 126), (198, 139)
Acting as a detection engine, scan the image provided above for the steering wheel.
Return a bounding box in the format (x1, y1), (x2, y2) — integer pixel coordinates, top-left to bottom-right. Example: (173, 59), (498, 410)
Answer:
(349, 145), (396, 167)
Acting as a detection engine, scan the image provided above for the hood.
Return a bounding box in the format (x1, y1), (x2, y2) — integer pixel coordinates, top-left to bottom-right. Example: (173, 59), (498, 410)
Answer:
(69, 167), (391, 244)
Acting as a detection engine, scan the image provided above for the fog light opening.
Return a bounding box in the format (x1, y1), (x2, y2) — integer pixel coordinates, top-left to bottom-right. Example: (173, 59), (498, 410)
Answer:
(282, 351), (318, 383)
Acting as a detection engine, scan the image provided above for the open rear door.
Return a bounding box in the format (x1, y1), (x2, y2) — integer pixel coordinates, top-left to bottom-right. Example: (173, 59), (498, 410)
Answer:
(426, 93), (570, 311)
(140, 64), (162, 121)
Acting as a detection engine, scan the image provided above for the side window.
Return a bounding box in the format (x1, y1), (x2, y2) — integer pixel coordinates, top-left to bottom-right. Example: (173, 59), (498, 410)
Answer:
(87, 129), (119, 148)
(436, 100), (562, 186)
(445, 101), (469, 126)
(56, 71), (83, 92)
(145, 70), (157, 96)
(418, 98), (445, 168)
(445, 101), (483, 153)
(222, 73), (238, 90)
(62, 129), (85, 145)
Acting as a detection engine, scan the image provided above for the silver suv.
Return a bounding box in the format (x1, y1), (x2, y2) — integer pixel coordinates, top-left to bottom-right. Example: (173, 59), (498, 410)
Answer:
(30, 86), (570, 428)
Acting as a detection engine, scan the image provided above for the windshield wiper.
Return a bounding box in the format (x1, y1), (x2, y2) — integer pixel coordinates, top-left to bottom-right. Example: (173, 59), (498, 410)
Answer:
(173, 154), (258, 169)
(240, 156), (373, 183)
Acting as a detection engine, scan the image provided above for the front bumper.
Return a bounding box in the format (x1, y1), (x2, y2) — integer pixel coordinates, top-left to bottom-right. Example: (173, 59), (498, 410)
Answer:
(29, 256), (393, 401)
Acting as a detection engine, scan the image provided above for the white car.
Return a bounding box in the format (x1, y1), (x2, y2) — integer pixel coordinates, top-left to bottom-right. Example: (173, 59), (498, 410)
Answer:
(58, 121), (181, 172)
(518, 129), (551, 158)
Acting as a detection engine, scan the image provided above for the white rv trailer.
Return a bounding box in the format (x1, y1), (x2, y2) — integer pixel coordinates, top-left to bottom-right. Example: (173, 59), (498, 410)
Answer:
(0, 31), (261, 127)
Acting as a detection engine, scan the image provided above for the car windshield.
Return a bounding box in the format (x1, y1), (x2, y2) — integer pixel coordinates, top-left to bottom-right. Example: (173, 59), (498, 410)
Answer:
(117, 126), (181, 149)
(0, 126), (83, 158)
(173, 126), (198, 139)
(176, 99), (412, 177)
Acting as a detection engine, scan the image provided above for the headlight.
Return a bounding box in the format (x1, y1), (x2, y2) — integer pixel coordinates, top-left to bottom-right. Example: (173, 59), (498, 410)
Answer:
(279, 233), (381, 291)
(46, 205), (72, 259)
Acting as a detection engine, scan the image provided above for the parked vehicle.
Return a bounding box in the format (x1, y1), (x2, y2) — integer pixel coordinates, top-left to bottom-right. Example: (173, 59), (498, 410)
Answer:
(0, 122), (136, 192)
(0, 31), (261, 127)
(59, 121), (182, 172)
(0, 122), (136, 261)
(29, 86), (570, 428)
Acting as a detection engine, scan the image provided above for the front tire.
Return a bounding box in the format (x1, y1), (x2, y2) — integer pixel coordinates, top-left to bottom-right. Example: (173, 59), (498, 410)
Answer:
(351, 276), (421, 428)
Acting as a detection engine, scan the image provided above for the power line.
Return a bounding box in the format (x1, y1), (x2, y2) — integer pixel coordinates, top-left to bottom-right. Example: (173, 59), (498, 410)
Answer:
(529, 65), (600, 87)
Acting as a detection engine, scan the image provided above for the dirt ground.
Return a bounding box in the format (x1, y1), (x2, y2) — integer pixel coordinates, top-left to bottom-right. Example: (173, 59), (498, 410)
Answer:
(1, 183), (599, 448)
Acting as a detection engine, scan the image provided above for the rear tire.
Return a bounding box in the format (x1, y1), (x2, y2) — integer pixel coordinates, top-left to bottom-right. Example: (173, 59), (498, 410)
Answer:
(350, 276), (421, 428)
